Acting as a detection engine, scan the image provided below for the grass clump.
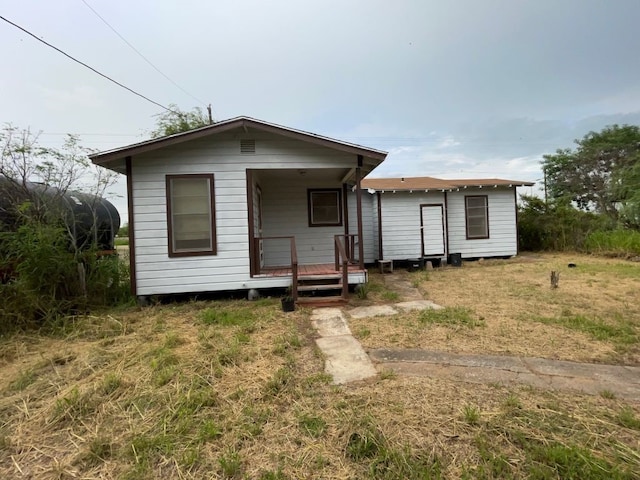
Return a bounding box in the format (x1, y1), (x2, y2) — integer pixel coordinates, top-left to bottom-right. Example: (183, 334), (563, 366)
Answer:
(531, 313), (637, 346)
(298, 413), (327, 438)
(616, 407), (640, 430)
(200, 305), (255, 327)
(8, 369), (37, 391)
(462, 404), (481, 425)
(345, 416), (442, 479)
(419, 306), (484, 328)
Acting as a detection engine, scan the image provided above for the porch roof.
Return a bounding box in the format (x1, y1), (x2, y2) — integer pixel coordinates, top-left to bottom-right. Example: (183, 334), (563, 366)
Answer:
(361, 176), (534, 192)
(90, 116), (388, 174)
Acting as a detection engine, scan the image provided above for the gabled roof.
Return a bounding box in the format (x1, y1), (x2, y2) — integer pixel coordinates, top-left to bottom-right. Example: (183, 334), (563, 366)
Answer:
(89, 116), (388, 170)
(361, 176), (534, 191)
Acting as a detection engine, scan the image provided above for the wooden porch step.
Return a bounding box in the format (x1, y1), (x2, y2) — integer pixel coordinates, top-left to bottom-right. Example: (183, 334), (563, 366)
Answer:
(298, 274), (342, 281)
(297, 283), (343, 292)
(296, 296), (347, 307)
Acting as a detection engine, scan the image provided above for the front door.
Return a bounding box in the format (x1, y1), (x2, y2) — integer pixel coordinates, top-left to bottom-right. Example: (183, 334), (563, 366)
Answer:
(420, 204), (446, 257)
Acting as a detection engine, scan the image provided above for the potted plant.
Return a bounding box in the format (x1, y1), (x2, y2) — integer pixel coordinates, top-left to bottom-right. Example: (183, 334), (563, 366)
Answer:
(281, 285), (295, 312)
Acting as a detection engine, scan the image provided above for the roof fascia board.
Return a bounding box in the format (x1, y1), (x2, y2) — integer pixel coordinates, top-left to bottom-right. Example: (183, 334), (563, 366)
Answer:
(90, 116), (387, 166)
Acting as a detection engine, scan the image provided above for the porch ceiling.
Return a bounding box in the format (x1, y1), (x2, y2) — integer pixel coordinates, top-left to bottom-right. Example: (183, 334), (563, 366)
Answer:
(253, 168), (353, 184)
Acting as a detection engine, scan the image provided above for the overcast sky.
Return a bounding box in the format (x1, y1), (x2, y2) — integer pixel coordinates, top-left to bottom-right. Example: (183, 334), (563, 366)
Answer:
(2, 0), (640, 218)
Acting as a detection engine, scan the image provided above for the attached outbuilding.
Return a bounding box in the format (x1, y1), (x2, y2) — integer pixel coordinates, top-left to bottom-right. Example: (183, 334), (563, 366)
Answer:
(361, 176), (534, 264)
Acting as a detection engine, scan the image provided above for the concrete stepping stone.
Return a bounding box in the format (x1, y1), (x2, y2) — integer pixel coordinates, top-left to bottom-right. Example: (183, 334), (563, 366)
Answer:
(316, 335), (378, 384)
(394, 300), (443, 311)
(311, 308), (351, 336)
(348, 305), (398, 319)
(311, 308), (377, 384)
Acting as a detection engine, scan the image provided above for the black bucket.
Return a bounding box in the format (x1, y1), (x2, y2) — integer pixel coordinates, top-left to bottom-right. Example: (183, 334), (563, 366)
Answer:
(447, 253), (462, 267)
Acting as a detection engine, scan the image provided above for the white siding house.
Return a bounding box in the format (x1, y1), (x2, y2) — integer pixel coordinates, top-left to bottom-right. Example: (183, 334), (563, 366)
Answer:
(91, 117), (532, 301)
(361, 177), (533, 262)
(90, 117), (386, 300)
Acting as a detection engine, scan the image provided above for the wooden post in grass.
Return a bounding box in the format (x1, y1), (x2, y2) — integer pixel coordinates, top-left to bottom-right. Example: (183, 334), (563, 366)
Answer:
(550, 271), (560, 289)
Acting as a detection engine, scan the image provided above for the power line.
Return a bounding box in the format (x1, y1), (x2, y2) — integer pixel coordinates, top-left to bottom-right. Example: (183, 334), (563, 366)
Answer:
(80, 0), (207, 107)
(0, 14), (180, 115)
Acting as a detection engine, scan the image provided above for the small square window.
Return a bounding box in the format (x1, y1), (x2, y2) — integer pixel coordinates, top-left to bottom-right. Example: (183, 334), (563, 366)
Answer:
(308, 189), (342, 227)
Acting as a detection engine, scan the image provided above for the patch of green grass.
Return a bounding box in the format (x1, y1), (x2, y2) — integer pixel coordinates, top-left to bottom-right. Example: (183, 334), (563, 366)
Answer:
(76, 437), (114, 467)
(163, 332), (184, 348)
(600, 389), (616, 399)
(462, 404), (481, 425)
(9, 369), (37, 391)
(298, 413), (326, 438)
(114, 237), (129, 246)
(148, 346), (179, 386)
(101, 372), (122, 395)
(345, 416), (442, 478)
(382, 291), (400, 302)
(354, 326), (371, 339)
(531, 313), (637, 346)
(379, 368), (397, 380)
(218, 449), (243, 478)
(130, 433), (175, 463)
(419, 307), (485, 328)
(200, 306), (255, 327)
(272, 332), (302, 356)
(616, 407), (640, 430)
(52, 387), (98, 424)
(503, 393), (522, 410)
(259, 467), (287, 480)
(198, 419), (223, 442)
(526, 441), (630, 479)
(264, 366), (294, 396)
(356, 283), (370, 299)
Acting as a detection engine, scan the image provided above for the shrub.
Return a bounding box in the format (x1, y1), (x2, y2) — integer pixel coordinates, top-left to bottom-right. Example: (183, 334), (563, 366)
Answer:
(0, 220), (130, 333)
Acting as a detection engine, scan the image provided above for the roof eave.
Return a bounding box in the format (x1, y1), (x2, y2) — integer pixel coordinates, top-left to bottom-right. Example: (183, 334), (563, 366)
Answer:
(90, 116), (388, 167)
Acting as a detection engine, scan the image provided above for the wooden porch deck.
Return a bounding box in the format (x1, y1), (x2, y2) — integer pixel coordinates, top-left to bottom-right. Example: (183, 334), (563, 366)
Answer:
(257, 263), (365, 278)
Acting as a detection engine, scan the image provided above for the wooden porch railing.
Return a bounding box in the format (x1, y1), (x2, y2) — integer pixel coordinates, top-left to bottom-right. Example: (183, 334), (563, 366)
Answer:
(254, 236), (298, 301)
(334, 235), (351, 299)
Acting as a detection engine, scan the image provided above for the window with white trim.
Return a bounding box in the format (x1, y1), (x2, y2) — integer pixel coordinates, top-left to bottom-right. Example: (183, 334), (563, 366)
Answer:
(166, 174), (216, 256)
(465, 195), (489, 239)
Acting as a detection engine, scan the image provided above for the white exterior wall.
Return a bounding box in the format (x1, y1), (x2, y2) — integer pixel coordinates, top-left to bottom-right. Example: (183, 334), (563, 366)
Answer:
(378, 191), (446, 260)
(131, 132), (360, 296)
(347, 190), (376, 264)
(446, 187), (518, 258)
(376, 188), (519, 261)
(260, 179), (344, 267)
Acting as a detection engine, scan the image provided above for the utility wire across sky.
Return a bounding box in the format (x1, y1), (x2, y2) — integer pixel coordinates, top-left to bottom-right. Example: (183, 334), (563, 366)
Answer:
(0, 14), (181, 116)
(80, 0), (207, 107)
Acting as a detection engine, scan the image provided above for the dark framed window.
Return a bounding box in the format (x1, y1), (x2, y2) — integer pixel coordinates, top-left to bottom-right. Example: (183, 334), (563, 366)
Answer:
(307, 189), (342, 227)
(166, 174), (216, 257)
(465, 195), (489, 239)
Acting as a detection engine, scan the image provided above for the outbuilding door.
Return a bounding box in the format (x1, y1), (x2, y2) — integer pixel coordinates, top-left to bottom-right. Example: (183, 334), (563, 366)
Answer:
(420, 204), (446, 257)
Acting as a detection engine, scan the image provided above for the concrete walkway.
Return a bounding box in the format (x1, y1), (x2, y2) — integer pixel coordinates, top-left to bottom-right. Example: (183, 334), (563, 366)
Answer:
(311, 308), (377, 384)
(370, 349), (640, 400)
(309, 273), (640, 400)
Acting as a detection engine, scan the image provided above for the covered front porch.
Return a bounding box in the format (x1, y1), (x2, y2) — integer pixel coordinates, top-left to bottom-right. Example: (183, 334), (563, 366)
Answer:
(246, 161), (372, 302)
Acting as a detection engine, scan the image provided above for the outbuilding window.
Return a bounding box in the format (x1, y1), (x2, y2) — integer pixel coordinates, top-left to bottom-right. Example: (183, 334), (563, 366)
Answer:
(465, 195), (489, 239)
(166, 174), (216, 257)
(308, 189), (342, 227)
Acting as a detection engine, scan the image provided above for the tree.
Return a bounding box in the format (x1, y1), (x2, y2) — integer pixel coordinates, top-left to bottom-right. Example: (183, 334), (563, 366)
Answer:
(542, 125), (640, 227)
(149, 104), (211, 138)
(0, 125), (126, 330)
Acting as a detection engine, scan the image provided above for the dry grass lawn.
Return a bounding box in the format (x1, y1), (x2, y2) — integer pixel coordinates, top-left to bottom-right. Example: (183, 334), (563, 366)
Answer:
(0, 252), (639, 479)
(353, 253), (640, 365)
